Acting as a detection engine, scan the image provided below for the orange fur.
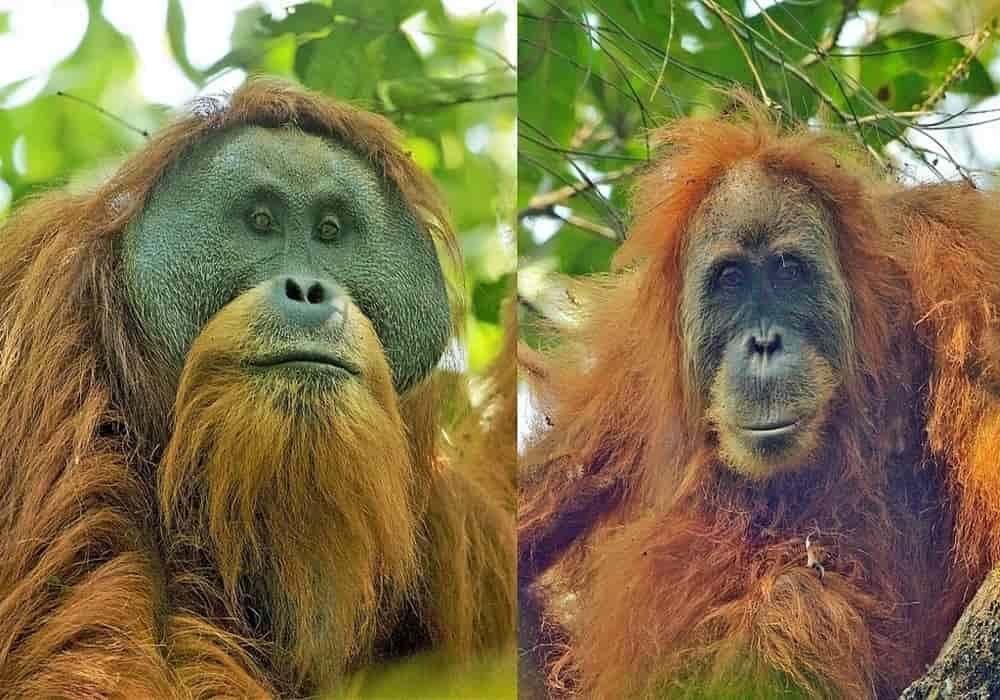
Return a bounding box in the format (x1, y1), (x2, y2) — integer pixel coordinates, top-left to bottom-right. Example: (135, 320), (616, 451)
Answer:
(519, 100), (991, 698)
(885, 185), (1000, 573)
(0, 79), (514, 698)
(159, 285), (420, 690)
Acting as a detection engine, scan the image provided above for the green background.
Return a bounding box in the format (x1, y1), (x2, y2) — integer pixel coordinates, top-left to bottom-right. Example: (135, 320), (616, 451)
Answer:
(518, 0), (1000, 331)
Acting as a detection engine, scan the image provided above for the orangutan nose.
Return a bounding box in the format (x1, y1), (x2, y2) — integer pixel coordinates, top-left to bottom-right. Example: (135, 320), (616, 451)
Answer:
(269, 275), (346, 329)
(747, 327), (782, 357)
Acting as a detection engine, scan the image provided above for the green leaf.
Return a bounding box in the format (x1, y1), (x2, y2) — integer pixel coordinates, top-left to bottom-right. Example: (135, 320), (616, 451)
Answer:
(231, 4), (269, 47)
(167, 0), (204, 85)
(261, 2), (332, 36)
(472, 274), (511, 324)
(518, 0), (549, 15)
(295, 26), (377, 100)
(377, 31), (423, 79)
(745, 1), (840, 63)
(405, 136), (439, 170)
(201, 47), (265, 79)
(880, 71), (930, 111)
(858, 0), (908, 12)
(955, 57), (994, 96)
(860, 32), (996, 107)
(884, 31), (961, 72)
(331, 0), (375, 20)
(380, 74), (499, 113)
(518, 8), (580, 147)
(49, 4), (136, 100)
(383, 0), (428, 23)
(537, 223), (619, 276)
(627, 0), (646, 23)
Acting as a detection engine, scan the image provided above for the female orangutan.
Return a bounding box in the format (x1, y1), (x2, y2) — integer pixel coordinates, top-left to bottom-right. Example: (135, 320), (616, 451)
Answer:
(519, 98), (1000, 699)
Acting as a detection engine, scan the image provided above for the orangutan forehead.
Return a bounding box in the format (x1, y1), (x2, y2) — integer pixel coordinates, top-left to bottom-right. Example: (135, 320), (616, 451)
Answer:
(166, 125), (383, 198)
(684, 161), (836, 260)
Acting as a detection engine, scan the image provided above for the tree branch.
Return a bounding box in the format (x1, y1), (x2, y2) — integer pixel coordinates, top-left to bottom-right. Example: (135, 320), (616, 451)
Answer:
(703, 0), (773, 106)
(900, 567), (1000, 698)
(800, 0), (855, 68)
(518, 165), (639, 219)
(55, 91), (150, 138)
(383, 91), (516, 115)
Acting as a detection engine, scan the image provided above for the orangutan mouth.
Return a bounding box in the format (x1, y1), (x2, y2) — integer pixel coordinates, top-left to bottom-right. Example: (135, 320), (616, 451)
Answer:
(738, 418), (802, 437)
(252, 350), (361, 376)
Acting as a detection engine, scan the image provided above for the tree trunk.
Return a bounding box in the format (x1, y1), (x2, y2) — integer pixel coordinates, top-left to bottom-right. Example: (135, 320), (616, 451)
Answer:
(901, 568), (1000, 699)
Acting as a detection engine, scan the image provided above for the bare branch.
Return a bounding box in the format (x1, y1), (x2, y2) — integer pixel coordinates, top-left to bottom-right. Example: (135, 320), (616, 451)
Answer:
(704, 0), (773, 107)
(383, 91), (516, 115)
(55, 91), (150, 138)
(518, 166), (639, 219)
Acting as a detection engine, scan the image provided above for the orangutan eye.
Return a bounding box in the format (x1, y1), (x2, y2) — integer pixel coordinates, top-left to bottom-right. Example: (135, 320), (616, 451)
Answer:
(249, 208), (274, 233)
(773, 256), (805, 286)
(316, 215), (341, 242)
(717, 264), (746, 291)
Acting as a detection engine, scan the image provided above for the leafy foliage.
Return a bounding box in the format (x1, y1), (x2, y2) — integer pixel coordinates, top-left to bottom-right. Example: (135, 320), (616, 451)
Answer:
(518, 0), (1000, 294)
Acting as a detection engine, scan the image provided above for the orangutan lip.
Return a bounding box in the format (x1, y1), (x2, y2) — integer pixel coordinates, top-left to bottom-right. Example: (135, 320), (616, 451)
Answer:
(739, 419), (801, 436)
(253, 352), (360, 375)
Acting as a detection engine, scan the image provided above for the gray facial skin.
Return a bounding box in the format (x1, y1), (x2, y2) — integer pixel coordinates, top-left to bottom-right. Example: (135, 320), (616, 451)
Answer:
(679, 163), (853, 474)
(121, 125), (451, 393)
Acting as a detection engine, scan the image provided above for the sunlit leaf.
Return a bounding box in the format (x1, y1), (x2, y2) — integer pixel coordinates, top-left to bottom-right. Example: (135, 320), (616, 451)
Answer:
(261, 2), (333, 36)
(295, 26), (377, 100)
(167, 0), (203, 85)
(519, 8), (580, 147)
(472, 273), (512, 324)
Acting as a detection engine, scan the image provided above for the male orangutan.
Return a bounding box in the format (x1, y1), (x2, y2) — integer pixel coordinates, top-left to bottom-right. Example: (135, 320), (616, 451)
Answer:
(0, 79), (515, 698)
(519, 99), (1000, 699)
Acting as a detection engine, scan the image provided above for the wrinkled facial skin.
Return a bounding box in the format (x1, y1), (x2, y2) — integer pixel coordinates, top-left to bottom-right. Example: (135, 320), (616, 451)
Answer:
(680, 164), (853, 477)
(122, 125), (450, 394)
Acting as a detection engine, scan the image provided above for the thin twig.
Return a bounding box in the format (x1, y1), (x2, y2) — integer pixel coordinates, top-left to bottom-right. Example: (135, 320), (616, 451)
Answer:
(704, 0), (772, 106)
(383, 91), (515, 115)
(747, 0), (855, 69)
(697, 1), (890, 169)
(55, 91), (150, 138)
(853, 110), (934, 124)
(561, 213), (617, 239)
(649, 0), (676, 102)
(800, 0), (855, 68)
(518, 165), (639, 219)
(522, 206), (618, 240)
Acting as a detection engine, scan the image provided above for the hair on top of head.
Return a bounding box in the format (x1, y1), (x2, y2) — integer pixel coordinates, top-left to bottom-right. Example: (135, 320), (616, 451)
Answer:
(620, 89), (881, 268)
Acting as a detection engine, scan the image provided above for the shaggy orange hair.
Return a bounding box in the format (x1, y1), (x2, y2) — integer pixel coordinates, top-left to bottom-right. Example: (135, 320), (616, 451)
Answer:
(0, 79), (514, 697)
(519, 99), (998, 698)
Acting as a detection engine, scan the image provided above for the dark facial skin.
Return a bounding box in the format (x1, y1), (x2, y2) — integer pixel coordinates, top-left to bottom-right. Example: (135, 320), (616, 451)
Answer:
(121, 125), (451, 395)
(680, 164), (853, 477)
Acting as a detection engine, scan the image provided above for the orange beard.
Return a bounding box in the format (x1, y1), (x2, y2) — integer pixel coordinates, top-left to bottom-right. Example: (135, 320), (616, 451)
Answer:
(157, 287), (419, 688)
